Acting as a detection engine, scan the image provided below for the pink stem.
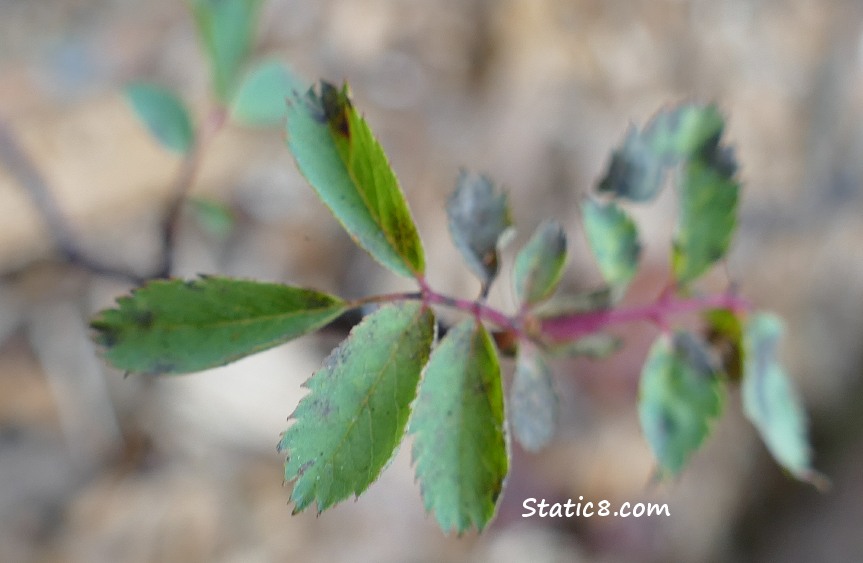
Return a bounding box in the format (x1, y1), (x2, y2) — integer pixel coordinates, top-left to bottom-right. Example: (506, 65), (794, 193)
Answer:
(539, 291), (750, 343)
(421, 290), (517, 332)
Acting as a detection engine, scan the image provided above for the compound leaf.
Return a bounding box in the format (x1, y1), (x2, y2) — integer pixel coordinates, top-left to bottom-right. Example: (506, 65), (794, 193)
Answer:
(582, 198), (640, 299)
(673, 159), (739, 286)
(286, 82), (425, 279)
(90, 277), (346, 375)
(511, 344), (557, 451)
(190, 0), (263, 101)
(446, 171), (513, 293)
(513, 220), (567, 306)
(280, 302), (435, 513)
(231, 59), (307, 127)
(742, 313), (821, 484)
(125, 83), (194, 154)
(639, 332), (724, 477)
(410, 320), (507, 533)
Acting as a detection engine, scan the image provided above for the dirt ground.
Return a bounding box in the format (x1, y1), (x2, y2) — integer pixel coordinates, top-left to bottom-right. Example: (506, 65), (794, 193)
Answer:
(0, 1), (862, 561)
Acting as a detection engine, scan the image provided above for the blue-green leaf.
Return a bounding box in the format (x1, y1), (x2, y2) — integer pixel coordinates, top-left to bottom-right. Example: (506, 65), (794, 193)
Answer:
(230, 59), (307, 126)
(511, 344), (557, 451)
(190, 0), (263, 101)
(639, 331), (725, 477)
(125, 83), (194, 154)
(742, 313), (823, 485)
(598, 128), (666, 202)
(280, 302), (435, 513)
(512, 220), (567, 306)
(582, 198), (640, 300)
(446, 171), (513, 292)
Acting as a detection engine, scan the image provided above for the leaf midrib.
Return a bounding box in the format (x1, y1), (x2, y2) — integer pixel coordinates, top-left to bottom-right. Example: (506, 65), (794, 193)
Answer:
(129, 303), (344, 333)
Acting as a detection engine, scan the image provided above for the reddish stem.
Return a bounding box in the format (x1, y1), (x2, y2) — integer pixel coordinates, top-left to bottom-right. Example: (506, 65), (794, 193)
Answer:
(421, 289), (517, 333)
(539, 291), (751, 343)
(362, 278), (749, 347)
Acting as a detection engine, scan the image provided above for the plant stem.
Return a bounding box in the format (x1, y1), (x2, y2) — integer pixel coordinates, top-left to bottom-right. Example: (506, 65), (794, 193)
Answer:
(349, 282), (524, 338)
(0, 119), (147, 284)
(0, 104), (227, 284)
(539, 291), (751, 343)
(156, 106), (227, 278)
(421, 289), (519, 333)
(350, 283), (749, 347)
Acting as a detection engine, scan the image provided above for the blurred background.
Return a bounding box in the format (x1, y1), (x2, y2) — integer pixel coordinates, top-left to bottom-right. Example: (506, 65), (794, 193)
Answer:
(1, 0), (862, 561)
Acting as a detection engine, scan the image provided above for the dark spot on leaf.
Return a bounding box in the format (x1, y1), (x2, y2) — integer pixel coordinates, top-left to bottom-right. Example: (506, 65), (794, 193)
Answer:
(131, 309), (154, 329)
(490, 478), (503, 503)
(144, 360), (177, 375)
(183, 280), (205, 292)
(91, 322), (119, 347)
(659, 411), (676, 440)
(320, 81), (350, 138)
(297, 460), (314, 476)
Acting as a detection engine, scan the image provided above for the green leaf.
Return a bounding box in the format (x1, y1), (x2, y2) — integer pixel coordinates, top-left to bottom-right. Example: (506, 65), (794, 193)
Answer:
(446, 171), (513, 293)
(582, 198), (640, 299)
(90, 276), (346, 375)
(410, 320), (507, 533)
(280, 302), (435, 513)
(285, 82), (426, 279)
(230, 59), (307, 127)
(639, 332), (724, 477)
(513, 220), (567, 306)
(742, 313), (820, 483)
(511, 345), (557, 451)
(644, 104), (725, 163)
(190, 0), (263, 101)
(125, 83), (194, 154)
(598, 127), (667, 202)
(188, 197), (235, 238)
(672, 159), (739, 286)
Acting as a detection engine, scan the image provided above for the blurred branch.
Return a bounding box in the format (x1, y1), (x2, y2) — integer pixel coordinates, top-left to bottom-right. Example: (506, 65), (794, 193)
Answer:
(155, 108), (226, 278)
(0, 109), (226, 284)
(0, 119), (147, 284)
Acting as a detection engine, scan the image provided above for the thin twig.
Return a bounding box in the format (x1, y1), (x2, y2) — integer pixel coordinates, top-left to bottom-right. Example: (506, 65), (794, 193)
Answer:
(0, 106), (226, 284)
(0, 119), (147, 284)
(155, 107), (227, 278)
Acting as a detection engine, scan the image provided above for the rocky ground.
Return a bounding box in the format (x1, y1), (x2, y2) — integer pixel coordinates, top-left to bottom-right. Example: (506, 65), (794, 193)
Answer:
(0, 1), (862, 561)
